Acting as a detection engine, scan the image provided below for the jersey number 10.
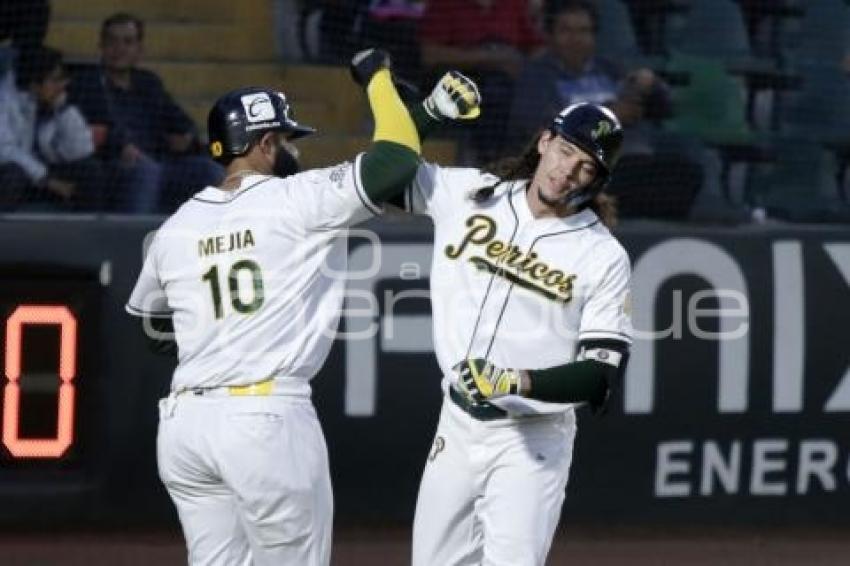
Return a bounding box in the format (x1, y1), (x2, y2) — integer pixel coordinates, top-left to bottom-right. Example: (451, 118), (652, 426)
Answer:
(201, 260), (264, 319)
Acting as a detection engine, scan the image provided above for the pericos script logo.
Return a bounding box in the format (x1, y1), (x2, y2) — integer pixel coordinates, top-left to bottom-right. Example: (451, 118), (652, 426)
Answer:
(240, 93), (276, 123)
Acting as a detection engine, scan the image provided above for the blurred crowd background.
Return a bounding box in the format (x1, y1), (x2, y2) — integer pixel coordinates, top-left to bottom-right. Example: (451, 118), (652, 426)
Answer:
(1, 0), (849, 222)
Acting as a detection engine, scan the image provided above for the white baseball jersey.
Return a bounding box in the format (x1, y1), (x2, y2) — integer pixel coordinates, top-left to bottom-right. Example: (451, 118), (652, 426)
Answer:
(404, 163), (633, 416)
(410, 162), (633, 566)
(126, 156), (378, 392)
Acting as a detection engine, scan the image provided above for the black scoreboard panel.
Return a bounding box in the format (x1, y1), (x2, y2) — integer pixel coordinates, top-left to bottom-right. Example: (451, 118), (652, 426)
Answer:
(0, 265), (102, 487)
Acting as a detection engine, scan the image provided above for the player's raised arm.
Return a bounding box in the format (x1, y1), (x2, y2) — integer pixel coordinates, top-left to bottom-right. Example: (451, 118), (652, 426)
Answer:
(350, 48), (422, 205)
(410, 70), (481, 140)
(370, 70), (483, 217)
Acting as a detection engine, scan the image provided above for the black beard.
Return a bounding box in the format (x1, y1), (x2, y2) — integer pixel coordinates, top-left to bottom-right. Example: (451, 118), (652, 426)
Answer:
(537, 185), (579, 208)
(537, 186), (566, 207)
(273, 146), (300, 178)
(537, 184), (596, 211)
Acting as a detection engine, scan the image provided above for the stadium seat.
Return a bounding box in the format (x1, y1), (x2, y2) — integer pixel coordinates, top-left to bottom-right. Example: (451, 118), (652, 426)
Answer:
(664, 53), (754, 145)
(596, 0), (666, 69)
(672, 0), (754, 63)
(780, 0), (850, 64)
(596, 0), (641, 61)
(662, 53), (771, 222)
(48, 0), (456, 170)
(751, 140), (850, 222)
(605, 153), (703, 220)
(778, 63), (850, 145)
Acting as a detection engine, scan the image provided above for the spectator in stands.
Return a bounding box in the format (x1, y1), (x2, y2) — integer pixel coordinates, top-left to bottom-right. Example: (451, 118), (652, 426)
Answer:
(69, 12), (223, 213)
(506, 0), (670, 153)
(303, 0), (365, 64)
(0, 46), (104, 211)
(507, 1), (703, 219)
(419, 0), (544, 160)
(299, 0), (424, 80)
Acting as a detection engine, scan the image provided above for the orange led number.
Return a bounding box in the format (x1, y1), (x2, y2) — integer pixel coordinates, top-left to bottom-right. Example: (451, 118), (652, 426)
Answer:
(3, 306), (77, 458)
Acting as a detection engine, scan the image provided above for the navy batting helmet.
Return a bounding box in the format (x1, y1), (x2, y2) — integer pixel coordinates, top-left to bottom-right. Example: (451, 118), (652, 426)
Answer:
(550, 102), (623, 207)
(207, 86), (315, 163)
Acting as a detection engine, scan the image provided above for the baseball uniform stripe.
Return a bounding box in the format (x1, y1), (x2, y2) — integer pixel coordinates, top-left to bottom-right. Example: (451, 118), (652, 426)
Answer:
(191, 176), (274, 204)
(125, 303), (173, 318)
(353, 153), (383, 217)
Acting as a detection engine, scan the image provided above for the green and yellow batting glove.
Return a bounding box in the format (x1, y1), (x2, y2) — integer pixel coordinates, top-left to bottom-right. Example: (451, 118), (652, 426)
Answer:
(455, 358), (524, 404)
(423, 70), (482, 121)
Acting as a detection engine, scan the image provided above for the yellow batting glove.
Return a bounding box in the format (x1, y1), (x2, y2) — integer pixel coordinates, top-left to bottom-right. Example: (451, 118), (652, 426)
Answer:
(423, 71), (482, 121)
(455, 358), (522, 404)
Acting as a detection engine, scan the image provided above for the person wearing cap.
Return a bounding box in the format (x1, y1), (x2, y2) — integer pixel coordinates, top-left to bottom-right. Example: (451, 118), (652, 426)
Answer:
(391, 101), (634, 566)
(124, 49), (481, 566)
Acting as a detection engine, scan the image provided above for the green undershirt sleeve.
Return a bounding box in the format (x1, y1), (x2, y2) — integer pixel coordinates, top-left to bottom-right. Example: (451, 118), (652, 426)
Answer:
(527, 360), (613, 407)
(360, 140), (420, 204)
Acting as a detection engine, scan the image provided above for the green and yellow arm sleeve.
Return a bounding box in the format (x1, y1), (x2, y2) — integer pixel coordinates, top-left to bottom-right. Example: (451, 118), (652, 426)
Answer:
(360, 69), (422, 204)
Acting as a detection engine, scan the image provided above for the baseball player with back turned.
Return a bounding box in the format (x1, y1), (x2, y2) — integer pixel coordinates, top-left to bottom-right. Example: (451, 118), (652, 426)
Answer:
(124, 49), (479, 565)
(400, 100), (633, 566)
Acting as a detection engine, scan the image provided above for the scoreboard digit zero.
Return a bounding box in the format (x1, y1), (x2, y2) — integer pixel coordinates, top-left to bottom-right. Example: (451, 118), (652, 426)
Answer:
(0, 265), (101, 471)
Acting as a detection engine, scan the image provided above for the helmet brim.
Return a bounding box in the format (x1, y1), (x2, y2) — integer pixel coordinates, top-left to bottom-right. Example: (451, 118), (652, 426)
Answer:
(283, 121), (316, 140)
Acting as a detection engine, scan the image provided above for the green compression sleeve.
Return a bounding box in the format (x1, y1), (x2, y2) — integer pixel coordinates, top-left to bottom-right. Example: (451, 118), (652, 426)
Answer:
(361, 140), (420, 204)
(409, 102), (442, 140)
(527, 360), (612, 406)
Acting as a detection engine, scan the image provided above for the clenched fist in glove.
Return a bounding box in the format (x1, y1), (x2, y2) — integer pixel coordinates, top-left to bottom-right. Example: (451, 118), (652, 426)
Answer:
(423, 71), (481, 121)
(350, 48), (391, 86)
(454, 358), (527, 404)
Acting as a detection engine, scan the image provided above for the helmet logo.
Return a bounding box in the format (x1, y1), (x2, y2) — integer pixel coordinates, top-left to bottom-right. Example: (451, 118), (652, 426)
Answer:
(591, 120), (613, 141)
(240, 93), (275, 123)
(210, 141), (223, 158)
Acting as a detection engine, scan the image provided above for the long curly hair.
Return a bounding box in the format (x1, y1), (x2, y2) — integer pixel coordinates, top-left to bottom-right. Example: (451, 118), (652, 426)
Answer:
(472, 131), (618, 228)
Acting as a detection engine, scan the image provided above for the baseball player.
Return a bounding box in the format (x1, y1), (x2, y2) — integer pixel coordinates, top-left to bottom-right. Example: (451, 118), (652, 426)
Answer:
(401, 102), (632, 566)
(123, 50), (477, 566)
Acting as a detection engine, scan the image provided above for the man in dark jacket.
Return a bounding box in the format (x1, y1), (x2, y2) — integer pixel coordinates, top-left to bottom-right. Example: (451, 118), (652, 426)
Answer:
(69, 12), (222, 213)
(506, 0), (670, 154)
(504, 1), (704, 220)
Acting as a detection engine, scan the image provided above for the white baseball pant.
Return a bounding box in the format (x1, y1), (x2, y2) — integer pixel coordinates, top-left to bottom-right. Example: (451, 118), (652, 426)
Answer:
(157, 393), (332, 566)
(412, 396), (576, 566)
